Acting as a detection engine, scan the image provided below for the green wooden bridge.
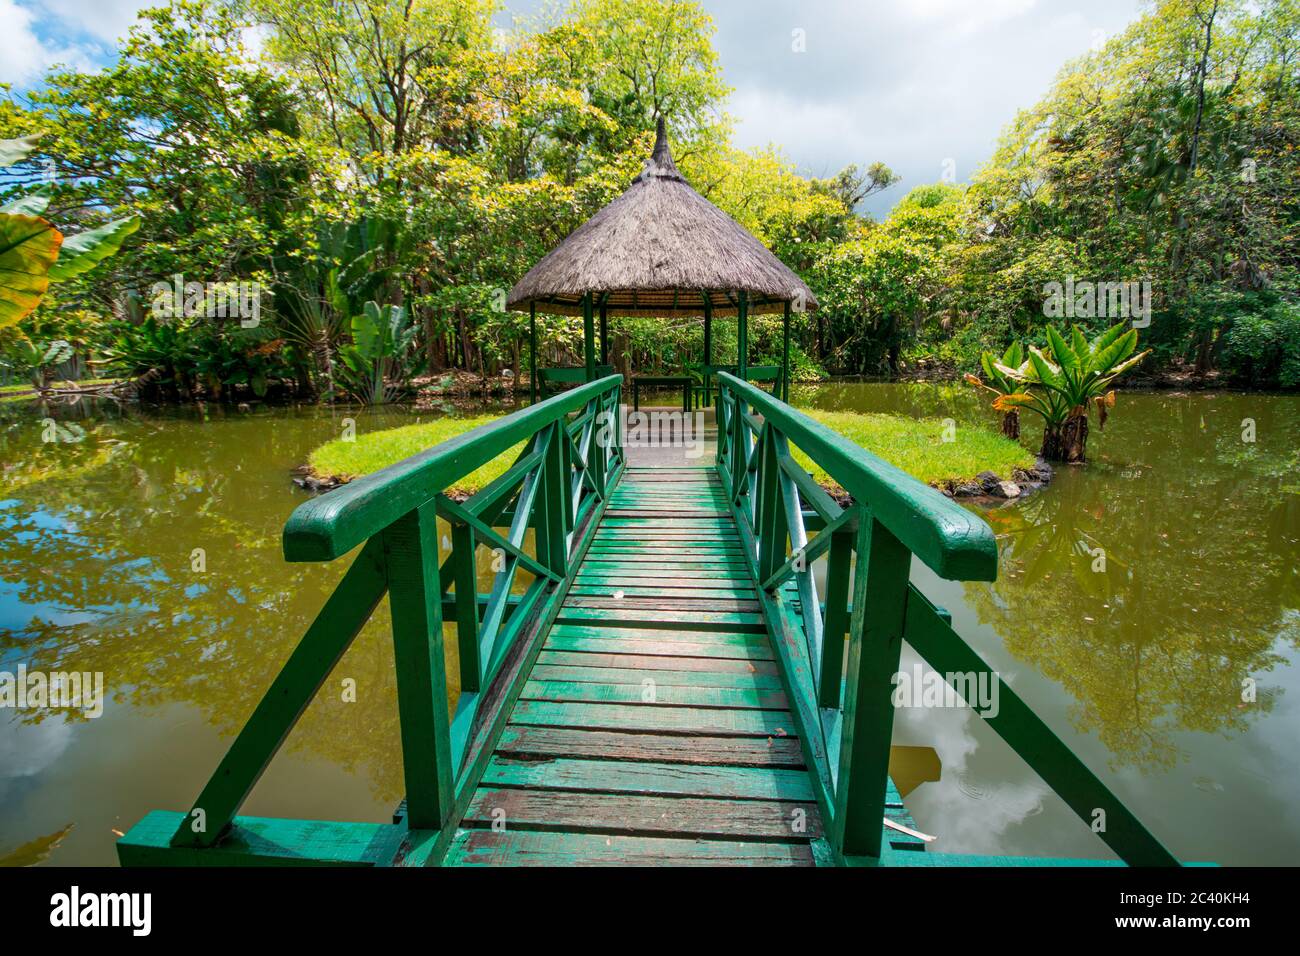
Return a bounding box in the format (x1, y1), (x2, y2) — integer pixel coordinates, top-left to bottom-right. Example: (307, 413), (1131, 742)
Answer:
(118, 373), (1183, 867)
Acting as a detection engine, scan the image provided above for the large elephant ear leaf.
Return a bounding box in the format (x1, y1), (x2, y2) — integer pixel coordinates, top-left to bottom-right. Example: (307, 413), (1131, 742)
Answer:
(350, 301), (382, 359)
(1090, 322), (1129, 356)
(0, 213), (64, 329)
(0, 136), (43, 168)
(1046, 325), (1077, 375)
(46, 217), (139, 281)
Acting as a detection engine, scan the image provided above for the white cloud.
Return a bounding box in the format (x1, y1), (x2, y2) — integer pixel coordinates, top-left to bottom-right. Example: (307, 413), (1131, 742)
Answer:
(705, 0), (1146, 216)
(0, 0), (130, 86)
(0, 0), (45, 85)
(37, 0), (147, 45)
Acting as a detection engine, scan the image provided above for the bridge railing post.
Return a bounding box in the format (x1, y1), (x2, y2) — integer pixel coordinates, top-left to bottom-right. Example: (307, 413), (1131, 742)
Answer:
(384, 501), (455, 831)
(832, 516), (910, 860)
(710, 371), (1181, 867)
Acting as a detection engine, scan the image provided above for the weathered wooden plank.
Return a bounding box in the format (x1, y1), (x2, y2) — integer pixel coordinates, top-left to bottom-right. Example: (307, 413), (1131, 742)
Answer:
(568, 584), (757, 600)
(463, 789), (821, 840)
(555, 606), (766, 632)
(521, 679), (787, 710)
(563, 596), (762, 613)
(444, 828), (815, 866)
(586, 544), (743, 554)
(496, 725), (805, 766)
(528, 662), (784, 690)
(575, 573), (755, 588)
(482, 755), (814, 800)
(536, 650), (780, 674)
(545, 634), (775, 660)
(549, 623), (767, 646)
(575, 571), (755, 586)
(120, 810), (424, 867)
(580, 558), (749, 570)
(509, 700), (796, 736)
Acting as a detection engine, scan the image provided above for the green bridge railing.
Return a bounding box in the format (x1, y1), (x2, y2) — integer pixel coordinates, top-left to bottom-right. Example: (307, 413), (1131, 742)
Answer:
(714, 371), (1179, 866)
(118, 374), (624, 866)
(118, 368), (1180, 866)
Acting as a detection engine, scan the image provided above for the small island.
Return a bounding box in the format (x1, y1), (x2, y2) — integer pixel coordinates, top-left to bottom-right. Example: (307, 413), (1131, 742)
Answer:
(299, 406), (1043, 502)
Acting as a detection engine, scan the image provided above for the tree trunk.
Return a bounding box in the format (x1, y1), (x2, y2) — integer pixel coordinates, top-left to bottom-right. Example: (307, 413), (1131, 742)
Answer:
(1040, 412), (1089, 463)
(1001, 410), (1021, 440)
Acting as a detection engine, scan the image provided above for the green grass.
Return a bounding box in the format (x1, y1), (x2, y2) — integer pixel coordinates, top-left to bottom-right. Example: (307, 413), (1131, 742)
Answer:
(796, 410), (1035, 489)
(307, 407), (1032, 499)
(308, 415), (520, 495)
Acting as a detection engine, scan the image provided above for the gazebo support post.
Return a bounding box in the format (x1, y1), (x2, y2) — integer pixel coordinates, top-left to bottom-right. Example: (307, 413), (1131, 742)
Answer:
(782, 300), (791, 402)
(599, 301), (608, 367)
(702, 296), (712, 408)
(529, 302), (537, 404)
(582, 293), (596, 382)
(737, 290), (749, 381)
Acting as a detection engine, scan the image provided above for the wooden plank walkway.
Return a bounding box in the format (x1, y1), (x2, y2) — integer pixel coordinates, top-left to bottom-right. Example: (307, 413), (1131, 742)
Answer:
(446, 463), (927, 865)
(446, 466), (829, 865)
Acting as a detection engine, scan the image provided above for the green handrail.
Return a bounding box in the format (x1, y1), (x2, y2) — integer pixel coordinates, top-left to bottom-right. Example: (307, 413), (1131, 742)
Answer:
(284, 374), (623, 562)
(152, 374), (624, 860)
(715, 372), (996, 581)
(712, 371), (1179, 867)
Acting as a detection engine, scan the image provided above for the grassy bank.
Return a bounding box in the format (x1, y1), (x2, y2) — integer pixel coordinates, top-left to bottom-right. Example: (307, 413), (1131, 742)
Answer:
(308, 415), (521, 496)
(797, 410), (1035, 491)
(307, 406), (1034, 498)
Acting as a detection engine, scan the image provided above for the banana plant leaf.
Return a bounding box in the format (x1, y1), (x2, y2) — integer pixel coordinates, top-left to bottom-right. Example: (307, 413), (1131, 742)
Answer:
(0, 187), (50, 216)
(0, 136), (42, 168)
(0, 213), (63, 328)
(46, 217), (139, 281)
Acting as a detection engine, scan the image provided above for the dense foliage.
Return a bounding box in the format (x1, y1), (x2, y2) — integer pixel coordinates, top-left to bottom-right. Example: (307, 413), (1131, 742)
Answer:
(0, 0), (1295, 399)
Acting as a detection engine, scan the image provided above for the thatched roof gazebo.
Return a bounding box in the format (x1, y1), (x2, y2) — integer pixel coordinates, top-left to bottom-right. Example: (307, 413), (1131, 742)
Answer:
(509, 118), (817, 403)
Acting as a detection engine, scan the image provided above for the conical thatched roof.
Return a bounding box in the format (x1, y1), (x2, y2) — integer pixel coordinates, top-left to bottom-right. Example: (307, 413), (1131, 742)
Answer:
(508, 118), (818, 318)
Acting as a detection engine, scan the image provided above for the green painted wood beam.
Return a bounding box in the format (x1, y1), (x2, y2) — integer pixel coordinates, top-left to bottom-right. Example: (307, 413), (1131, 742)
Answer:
(901, 585), (1181, 867)
(583, 293), (596, 382)
(832, 517), (910, 859)
(715, 372), (996, 582)
(283, 375), (622, 562)
(124, 811), (439, 867)
(781, 300), (791, 401)
(169, 538), (387, 849)
(384, 503), (454, 831)
(529, 302), (537, 405)
(599, 302), (608, 366)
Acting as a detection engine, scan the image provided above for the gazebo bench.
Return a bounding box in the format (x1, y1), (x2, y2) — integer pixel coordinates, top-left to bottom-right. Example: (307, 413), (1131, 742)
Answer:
(631, 375), (693, 412)
(536, 365), (617, 397)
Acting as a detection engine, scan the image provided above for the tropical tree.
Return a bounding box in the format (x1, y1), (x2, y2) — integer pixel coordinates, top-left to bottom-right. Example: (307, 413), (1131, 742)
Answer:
(336, 301), (419, 404)
(987, 323), (1150, 463)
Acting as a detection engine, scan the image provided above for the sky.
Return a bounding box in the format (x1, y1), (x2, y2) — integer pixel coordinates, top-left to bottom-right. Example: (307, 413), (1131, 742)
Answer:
(3, 0), (1149, 217)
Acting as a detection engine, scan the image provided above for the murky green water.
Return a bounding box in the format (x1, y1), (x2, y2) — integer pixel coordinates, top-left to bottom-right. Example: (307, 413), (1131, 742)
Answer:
(795, 381), (1300, 864)
(1, 384), (1297, 865)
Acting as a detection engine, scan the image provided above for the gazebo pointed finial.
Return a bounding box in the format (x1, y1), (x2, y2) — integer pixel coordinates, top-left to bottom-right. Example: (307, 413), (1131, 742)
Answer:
(636, 115), (684, 183)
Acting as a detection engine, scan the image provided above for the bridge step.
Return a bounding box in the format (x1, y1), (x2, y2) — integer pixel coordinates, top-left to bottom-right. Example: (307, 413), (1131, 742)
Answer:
(451, 467), (827, 866)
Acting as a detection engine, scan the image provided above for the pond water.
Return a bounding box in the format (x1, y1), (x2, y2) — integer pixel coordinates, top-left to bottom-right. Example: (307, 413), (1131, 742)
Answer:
(0, 384), (1296, 865)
